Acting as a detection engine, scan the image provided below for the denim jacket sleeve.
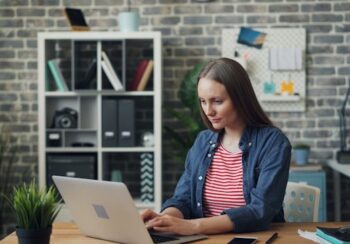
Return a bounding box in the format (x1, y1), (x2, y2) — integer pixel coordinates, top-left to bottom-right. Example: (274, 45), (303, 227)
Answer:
(161, 146), (194, 219)
(223, 129), (291, 233)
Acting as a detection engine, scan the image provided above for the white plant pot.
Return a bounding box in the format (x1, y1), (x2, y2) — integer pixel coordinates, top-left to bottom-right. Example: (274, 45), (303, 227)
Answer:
(118, 12), (140, 32)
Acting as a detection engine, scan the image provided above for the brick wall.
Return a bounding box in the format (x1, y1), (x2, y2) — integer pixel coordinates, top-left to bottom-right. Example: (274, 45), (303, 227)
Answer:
(0, 0), (350, 234)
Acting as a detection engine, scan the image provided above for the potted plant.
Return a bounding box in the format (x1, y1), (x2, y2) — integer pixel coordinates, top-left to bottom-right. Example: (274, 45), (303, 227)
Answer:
(0, 126), (17, 237)
(293, 144), (310, 166)
(118, 0), (140, 32)
(6, 182), (62, 244)
(164, 63), (205, 162)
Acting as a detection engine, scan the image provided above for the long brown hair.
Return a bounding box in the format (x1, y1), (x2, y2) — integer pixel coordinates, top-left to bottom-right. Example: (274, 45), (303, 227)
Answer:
(197, 57), (273, 131)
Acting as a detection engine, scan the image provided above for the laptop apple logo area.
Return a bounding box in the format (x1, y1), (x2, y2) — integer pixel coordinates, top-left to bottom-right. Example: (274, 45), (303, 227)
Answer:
(92, 204), (109, 219)
(52, 176), (207, 244)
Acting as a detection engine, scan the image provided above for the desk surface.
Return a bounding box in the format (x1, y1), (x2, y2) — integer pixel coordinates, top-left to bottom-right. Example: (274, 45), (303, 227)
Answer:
(1, 222), (349, 243)
(327, 159), (350, 177)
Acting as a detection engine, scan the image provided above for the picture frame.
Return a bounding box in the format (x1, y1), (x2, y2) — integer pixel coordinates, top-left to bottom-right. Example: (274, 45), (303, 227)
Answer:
(64, 7), (90, 31)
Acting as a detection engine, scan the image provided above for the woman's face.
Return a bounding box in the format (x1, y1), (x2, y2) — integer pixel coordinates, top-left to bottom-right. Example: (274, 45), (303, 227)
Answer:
(197, 78), (241, 130)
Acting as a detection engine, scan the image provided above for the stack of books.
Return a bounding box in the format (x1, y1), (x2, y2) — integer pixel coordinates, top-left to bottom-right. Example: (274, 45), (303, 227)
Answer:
(128, 59), (154, 91)
(316, 226), (350, 244)
(48, 52), (124, 92)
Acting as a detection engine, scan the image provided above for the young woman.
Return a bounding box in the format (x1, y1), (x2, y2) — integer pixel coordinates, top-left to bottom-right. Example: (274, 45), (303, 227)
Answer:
(142, 58), (291, 234)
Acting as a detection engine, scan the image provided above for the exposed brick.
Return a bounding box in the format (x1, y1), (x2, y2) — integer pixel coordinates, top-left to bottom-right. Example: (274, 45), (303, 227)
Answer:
(0, 72), (15, 80)
(307, 45), (333, 54)
(89, 19), (117, 28)
(0, 0), (28, 6)
(237, 5), (267, 13)
(334, 3), (350, 12)
(174, 6), (201, 14)
(185, 37), (215, 46)
(153, 27), (172, 36)
(0, 20), (24, 28)
(163, 37), (183, 46)
(312, 14), (343, 22)
(308, 67), (335, 76)
(63, 0), (92, 5)
(317, 119), (340, 128)
(303, 24), (332, 33)
(0, 61), (25, 70)
(314, 35), (343, 44)
(314, 56), (344, 65)
(336, 24), (350, 33)
(216, 16), (244, 24)
(144, 6), (172, 15)
(315, 77), (346, 87)
(159, 0), (186, 3)
(205, 5), (234, 14)
(175, 48), (205, 56)
(280, 14), (310, 23)
(26, 19), (54, 28)
(31, 0), (59, 5)
(302, 129), (333, 138)
(0, 51), (15, 59)
(183, 16), (212, 25)
(301, 3), (331, 12)
(0, 9), (15, 17)
(17, 8), (45, 16)
(338, 67), (350, 75)
(0, 94), (18, 102)
(269, 4), (298, 12)
(179, 27), (203, 35)
(337, 46), (350, 54)
(285, 120), (315, 128)
(152, 17), (181, 25)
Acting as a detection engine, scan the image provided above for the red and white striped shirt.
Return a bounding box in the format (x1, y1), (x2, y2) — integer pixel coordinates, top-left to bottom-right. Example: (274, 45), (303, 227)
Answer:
(203, 144), (246, 217)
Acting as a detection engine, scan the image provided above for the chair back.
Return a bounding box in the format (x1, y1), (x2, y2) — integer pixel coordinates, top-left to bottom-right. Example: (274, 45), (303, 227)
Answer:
(283, 182), (320, 222)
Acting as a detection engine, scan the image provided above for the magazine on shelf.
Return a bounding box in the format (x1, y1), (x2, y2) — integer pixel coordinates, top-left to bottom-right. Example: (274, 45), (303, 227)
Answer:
(47, 59), (69, 92)
(129, 59), (149, 91)
(101, 51), (124, 91)
(136, 60), (153, 91)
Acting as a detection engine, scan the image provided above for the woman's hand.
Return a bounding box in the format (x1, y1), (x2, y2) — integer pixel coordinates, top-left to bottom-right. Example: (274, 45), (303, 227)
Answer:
(141, 208), (160, 223)
(145, 214), (200, 235)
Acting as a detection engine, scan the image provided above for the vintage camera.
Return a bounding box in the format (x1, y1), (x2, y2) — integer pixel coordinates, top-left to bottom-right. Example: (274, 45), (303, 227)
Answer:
(51, 107), (78, 129)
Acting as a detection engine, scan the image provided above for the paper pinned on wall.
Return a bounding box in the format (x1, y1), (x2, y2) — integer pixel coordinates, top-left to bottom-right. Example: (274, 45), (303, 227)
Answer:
(269, 47), (303, 70)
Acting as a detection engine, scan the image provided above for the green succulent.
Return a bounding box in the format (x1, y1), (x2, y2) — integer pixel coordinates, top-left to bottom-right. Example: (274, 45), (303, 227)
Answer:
(7, 182), (62, 230)
(293, 144), (310, 150)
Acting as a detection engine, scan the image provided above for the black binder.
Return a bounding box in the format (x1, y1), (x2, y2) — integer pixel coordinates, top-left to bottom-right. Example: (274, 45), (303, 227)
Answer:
(118, 99), (135, 146)
(102, 99), (118, 147)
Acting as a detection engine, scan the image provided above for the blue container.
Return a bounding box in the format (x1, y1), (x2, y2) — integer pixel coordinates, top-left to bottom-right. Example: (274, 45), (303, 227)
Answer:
(293, 149), (310, 165)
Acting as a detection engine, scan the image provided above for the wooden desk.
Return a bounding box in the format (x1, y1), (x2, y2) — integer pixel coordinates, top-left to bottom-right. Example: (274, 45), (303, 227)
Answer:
(1, 222), (349, 243)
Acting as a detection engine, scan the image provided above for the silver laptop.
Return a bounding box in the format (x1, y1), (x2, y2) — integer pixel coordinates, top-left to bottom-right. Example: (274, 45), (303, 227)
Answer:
(52, 176), (207, 244)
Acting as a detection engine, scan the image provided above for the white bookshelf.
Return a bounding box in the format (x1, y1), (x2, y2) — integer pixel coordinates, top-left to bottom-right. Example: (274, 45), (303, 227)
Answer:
(38, 32), (162, 214)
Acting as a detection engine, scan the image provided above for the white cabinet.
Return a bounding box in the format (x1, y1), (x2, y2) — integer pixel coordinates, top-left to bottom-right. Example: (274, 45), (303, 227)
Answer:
(38, 32), (162, 212)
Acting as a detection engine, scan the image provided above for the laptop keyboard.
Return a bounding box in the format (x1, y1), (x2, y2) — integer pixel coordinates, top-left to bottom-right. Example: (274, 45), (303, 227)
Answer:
(149, 233), (179, 243)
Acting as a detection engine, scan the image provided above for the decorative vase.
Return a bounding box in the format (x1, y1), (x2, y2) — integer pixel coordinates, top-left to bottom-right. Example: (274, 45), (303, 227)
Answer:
(293, 149), (310, 166)
(118, 12), (139, 32)
(16, 226), (52, 244)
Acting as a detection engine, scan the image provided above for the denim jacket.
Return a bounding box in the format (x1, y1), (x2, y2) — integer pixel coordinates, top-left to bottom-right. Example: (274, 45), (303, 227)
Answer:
(162, 126), (291, 233)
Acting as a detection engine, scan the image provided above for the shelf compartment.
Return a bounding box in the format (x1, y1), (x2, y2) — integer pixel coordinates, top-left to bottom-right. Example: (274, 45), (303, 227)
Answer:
(73, 41), (98, 91)
(102, 152), (155, 204)
(101, 96), (154, 147)
(46, 152), (97, 188)
(45, 40), (72, 92)
(46, 97), (78, 129)
(80, 96), (97, 129)
(64, 130), (97, 148)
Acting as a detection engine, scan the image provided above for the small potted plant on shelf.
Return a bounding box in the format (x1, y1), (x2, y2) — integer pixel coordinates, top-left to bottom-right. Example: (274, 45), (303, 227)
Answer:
(293, 144), (310, 166)
(6, 181), (62, 244)
(118, 0), (140, 32)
